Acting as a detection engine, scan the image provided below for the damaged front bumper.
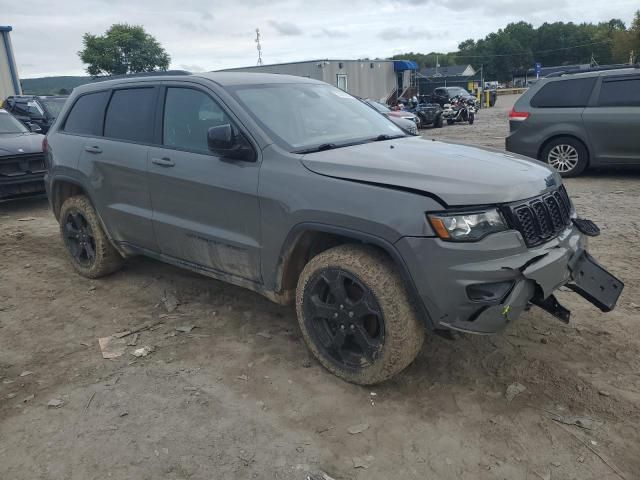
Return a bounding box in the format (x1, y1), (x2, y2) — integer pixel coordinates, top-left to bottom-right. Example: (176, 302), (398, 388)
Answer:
(396, 221), (623, 334)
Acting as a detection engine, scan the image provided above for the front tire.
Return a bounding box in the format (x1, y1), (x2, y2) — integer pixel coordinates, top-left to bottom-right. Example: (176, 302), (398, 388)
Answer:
(446, 119), (455, 125)
(296, 245), (425, 385)
(434, 114), (443, 128)
(59, 195), (123, 278)
(541, 137), (588, 177)
(468, 112), (475, 125)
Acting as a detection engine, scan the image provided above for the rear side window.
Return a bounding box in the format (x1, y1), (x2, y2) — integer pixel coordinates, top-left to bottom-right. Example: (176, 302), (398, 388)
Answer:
(530, 78), (596, 108)
(64, 91), (110, 136)
(598, 77), (640, 107)
(104, 88), (156, 143)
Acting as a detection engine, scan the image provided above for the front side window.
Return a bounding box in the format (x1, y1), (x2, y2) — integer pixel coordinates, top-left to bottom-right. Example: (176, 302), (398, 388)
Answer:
(230, 83), (404, 152)
(0, 112), (28, 134)
(163, 88), (230, 153)
(64, 91), (110, 136)
(104, 88), (156, 143)
(530, 78), (596, 108)
(598, 77), (640, 107)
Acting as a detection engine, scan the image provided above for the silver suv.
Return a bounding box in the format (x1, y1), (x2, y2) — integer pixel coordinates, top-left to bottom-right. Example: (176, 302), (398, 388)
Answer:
(506, 66), (640, 177)
(45, 72), (623, 384)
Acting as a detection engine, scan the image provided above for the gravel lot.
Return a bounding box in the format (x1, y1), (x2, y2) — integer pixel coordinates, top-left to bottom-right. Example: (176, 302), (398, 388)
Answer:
(1, 94), (639, 480)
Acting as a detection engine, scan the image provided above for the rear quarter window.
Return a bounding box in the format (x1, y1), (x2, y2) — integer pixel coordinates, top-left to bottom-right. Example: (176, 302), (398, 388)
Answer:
(598, 77), (640, 107)
(530, 77), (596, 108)
(64, 91), (110, 136)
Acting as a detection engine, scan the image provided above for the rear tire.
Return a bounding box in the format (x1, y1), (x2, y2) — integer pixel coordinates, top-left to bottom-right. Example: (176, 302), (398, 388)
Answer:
(541, 137), (588, 178)
(59, 195), (123, 278)
(296, 245), (425, 385)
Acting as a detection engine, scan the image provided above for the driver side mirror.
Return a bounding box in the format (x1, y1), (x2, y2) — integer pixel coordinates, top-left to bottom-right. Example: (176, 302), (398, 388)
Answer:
(28, 122), (42, 133)
(207, 124), (256, 161)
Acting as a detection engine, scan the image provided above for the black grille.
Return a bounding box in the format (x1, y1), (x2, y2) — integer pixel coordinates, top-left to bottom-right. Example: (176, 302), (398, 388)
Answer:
(0, 153), (46, 178)
(508, 186), (573, 247)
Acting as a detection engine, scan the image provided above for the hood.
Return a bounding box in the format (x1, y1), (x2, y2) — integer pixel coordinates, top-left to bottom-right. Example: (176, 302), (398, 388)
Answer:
(0, 133), (45, 156)
(301, 136), (561, 206)
(387, 111), (416, 118)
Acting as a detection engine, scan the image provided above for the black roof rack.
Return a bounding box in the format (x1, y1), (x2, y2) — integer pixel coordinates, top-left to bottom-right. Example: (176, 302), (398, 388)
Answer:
(92, 70), (192, 81)
(545, 64), (639, 78)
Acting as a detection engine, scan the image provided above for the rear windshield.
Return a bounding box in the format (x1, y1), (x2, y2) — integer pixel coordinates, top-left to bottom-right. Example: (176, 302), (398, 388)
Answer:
(40, 98), (67, 118)
(530, 78), (596, 108)
(0, 111), (28, 134)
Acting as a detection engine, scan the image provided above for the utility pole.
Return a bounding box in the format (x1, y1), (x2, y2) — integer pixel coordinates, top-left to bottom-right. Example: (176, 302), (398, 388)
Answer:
(255, 28), (263, 66)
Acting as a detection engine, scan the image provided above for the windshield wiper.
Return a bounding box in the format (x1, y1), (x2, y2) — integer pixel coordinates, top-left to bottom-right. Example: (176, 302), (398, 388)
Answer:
(294, 143), (338, 154)
(373, 134), (406, 141)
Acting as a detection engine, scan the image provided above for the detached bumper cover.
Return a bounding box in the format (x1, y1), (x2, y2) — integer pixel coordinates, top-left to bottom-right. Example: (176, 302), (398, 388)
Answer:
(396, 222), (622, 334)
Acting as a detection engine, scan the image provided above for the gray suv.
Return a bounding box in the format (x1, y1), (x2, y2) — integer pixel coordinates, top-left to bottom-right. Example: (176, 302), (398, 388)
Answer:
(506, 66), (640, 177)
(44, 72), (623, 384)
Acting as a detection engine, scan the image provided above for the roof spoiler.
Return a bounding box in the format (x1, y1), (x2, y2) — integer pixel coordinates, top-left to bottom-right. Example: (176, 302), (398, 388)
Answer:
(545, 64), (639, 78)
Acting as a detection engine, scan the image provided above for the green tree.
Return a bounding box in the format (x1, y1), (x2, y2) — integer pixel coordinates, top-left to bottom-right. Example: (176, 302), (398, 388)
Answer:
(78, 24), (170, 77)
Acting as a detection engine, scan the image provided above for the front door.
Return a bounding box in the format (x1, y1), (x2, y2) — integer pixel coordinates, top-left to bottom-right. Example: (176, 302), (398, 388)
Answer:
(147, 85), (262, 281)
(582, 74), (640, 164)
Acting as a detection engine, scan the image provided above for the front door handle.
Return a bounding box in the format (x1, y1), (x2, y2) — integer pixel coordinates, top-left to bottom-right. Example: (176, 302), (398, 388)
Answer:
(151, 157), (175, 167)
(84, 145), (102, 154)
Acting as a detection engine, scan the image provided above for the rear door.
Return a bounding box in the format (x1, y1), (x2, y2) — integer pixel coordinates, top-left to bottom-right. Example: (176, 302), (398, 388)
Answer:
(75, 86), (159, 251)
(582, 74), (640, 164)
(147, 84), (262, 281)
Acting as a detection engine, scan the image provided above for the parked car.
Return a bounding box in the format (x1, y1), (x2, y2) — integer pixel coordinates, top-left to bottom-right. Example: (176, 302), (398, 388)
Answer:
(0, 109), (46, 199)
(428, 86), (477, 107)
(45, 72), (623, 385)
(506, 66), (640, 177)
(363, 99), (420, 129)
(2, 95), (68, 134)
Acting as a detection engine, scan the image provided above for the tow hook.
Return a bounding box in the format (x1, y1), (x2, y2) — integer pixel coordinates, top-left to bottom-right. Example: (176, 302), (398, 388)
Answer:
(530, 294), (571, 324)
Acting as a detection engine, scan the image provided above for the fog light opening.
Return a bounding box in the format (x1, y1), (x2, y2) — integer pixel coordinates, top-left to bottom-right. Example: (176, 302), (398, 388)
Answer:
(466, 281), (515, 303)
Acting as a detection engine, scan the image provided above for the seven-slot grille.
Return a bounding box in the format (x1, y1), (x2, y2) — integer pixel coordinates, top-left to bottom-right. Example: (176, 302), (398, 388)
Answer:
(508, 186), (573, 247)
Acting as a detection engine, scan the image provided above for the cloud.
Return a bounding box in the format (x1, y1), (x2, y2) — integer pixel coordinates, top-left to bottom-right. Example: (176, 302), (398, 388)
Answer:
(5, 0), (638, 77)
(378, 27), (436, 41)
(268, 20), (303, 36)
(314, 27), (349, 38)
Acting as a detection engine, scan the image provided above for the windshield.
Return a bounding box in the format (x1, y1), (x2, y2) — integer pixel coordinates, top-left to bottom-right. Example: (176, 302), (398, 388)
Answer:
(366, 100), (390, 113)
(40, 98), (66, 118)
(230, 84), (404, 152)
(0, 112), (29, 134)
(446, 87), (470, 96)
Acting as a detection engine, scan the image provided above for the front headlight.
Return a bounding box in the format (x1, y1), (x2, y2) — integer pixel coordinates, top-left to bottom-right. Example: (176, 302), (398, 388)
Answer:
(428, 209), (507, 241)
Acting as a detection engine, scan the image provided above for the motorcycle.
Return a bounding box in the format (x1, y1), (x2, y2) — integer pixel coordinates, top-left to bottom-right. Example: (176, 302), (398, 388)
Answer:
(442, 95), (476, 125)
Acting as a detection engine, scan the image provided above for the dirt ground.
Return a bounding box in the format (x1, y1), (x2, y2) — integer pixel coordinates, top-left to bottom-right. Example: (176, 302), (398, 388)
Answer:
(1, 95), (639, 480)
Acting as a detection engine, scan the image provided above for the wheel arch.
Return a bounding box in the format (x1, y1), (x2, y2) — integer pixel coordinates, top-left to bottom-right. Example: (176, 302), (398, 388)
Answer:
(50, 176), (90, 220)
(275, 223), (436, 330)
(537, 134), (591, 166)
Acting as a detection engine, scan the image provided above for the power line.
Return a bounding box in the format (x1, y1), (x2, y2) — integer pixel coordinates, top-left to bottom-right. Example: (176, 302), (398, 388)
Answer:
(451, 39), (613, 59)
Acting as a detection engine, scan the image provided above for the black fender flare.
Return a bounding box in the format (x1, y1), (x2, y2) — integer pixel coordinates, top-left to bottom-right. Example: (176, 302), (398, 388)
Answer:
(276, 222), (436, 330)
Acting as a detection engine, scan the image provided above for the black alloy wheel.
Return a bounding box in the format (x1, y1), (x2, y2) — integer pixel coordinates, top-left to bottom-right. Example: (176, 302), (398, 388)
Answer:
(302, 268), (385, 370)
(62, 210), (96, 267)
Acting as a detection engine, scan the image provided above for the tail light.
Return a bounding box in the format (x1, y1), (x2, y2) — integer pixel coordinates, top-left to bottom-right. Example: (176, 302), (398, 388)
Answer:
(42, 137), (48, 153)
(509, 107), (529, 121)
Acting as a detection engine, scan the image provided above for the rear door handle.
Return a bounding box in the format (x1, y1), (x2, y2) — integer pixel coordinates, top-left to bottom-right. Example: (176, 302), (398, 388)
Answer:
(84, 145), (102, 154)
(151, 157), (175, 167)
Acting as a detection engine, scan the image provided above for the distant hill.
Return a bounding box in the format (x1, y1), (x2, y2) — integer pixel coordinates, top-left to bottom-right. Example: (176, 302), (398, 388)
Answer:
(20, 76), (94, 95)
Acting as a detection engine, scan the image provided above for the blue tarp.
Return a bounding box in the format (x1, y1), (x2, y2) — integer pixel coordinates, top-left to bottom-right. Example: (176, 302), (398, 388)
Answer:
(394, 60), (419, 71)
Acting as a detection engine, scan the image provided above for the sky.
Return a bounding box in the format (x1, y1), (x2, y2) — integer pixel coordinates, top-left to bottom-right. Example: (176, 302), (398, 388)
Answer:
(3, 0), (639, 78)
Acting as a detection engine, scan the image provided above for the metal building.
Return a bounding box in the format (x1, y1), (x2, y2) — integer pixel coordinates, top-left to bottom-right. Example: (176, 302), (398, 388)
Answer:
(0, 26), (21, 100)
(219, 59), (418, 103)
